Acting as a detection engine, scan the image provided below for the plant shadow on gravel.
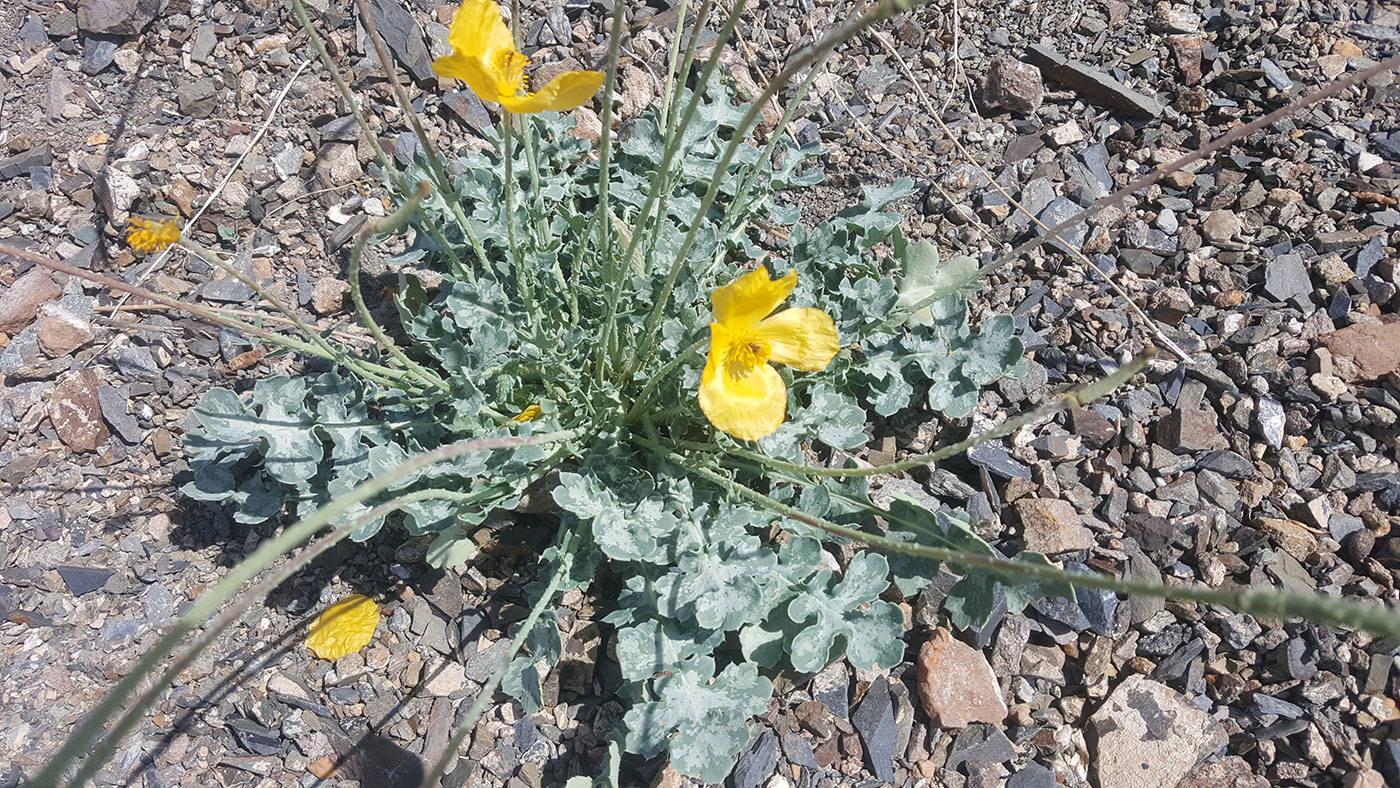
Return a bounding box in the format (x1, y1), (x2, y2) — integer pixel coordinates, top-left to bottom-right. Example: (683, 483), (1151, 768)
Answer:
(155, 491), (632, 785)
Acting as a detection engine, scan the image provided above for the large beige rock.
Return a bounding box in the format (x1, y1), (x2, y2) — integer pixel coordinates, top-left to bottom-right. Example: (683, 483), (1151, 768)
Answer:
(1015, 498), (1095, 553)
(1090, 675), (1225, 788)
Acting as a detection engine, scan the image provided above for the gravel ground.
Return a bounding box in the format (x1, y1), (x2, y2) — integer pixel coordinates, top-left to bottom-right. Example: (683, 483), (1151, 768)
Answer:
(1, 0), (1399, 786)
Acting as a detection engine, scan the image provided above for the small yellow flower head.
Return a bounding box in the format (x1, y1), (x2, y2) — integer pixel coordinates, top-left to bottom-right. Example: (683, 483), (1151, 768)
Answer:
(433, 0), (603, 113)
(512, 404), (543, 422)
(125, 217), (181, 253)
(305, 594), (380, 660)
(699, 267), (840, 441)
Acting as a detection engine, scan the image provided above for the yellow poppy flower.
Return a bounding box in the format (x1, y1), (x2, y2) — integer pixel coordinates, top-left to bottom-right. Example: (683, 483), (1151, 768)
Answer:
(305, 594), (380, 660)
(699, 266), (840, 441)
(432, 0), (603, 114)
(125, 218), (181, 253)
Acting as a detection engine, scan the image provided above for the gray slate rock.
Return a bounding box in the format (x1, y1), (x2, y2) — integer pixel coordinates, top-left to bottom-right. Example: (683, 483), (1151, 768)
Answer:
(97, 385), (143, 444)
(0, 143), (53, 181)
(730, 728), (777, 788)
(1007, 762), (1058, 788)
(177, 78), (219, 119)
(946, 724), (1016, 770)
(1038, 197), (1089, 254)
(58, 565), (112, 596)
(81, 37), (118, 74)
(77, 0), (161, 35)
(851, 676), (897, 782)
(1264, 253), (1311, 304)
(1026, 44), (1163, 120)
(367, 0), (436, 83)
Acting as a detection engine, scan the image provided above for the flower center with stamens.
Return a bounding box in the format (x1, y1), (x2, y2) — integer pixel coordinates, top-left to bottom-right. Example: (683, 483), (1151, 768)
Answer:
(725, 330), (771, 380)
(492, 49), (529, 95)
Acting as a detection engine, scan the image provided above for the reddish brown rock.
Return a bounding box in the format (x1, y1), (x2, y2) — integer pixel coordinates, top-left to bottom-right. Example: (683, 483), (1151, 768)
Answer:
(36, 303), (94, 357)
(49, 369), (108, 452)
(1167, 34), (1203, 84)
(0, 269), (62, 334)
(1324, 322), (1400, 383)
(1015, 497), (1095, 553)
(1176, 756), (1268, 788)
(916, 628), (1007, 729)
(311, 277), (350, 315)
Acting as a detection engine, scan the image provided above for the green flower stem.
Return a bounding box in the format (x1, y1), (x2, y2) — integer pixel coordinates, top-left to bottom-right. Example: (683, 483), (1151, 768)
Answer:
(656, 0), (693, 135)
(178, 237), (413, 390)
(350, 0), (488, 279)
(680, 459), (1400, 641)
(626, 0), (932, 382)
(419, 523), (577, 788)
(501, 114), (540, 325)
(624, 336), (707, 423)
(348, 183), (451, 392)
(29, 428), (580, 788)
(595, 0), (748, 382)
(708, 347), (1155, 477)
(288, 0), (469, 276)
(669, 0), (716, 139)
(590, 0), (630, 386)
(706, 51), (833, 276)
(60, 488), (484, 788)
(521, 123), (578, 323)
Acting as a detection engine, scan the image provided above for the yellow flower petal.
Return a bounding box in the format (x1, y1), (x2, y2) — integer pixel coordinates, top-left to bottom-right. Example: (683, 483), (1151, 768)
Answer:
(125, 218), (181, 253)
(306, 594), (379, 660)
(699, 322), (788, 441)
(499, 70), (605, 113)
(432, 51), (502, 100)
(446, 0), (513, 60)
(756, 307), (840, 371)
(712, 266), (797, 329)
(512, 404), (542, 422)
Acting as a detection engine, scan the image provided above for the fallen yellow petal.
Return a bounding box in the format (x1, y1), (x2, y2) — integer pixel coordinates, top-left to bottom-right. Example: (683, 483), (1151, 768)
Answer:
(306, 594), (379, 660)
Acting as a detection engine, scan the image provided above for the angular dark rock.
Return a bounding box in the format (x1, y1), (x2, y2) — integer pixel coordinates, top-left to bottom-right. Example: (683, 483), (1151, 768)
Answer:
(176, 78), (219, 119)
(1195, 450), (1255, 479)
(58, 565), (113, 596)
(730, 728), (777, 788)
(367, 0), (435, 83)
(1264, 253), (1311, 304)
(1007, 762), (1058, 788)
(77, 0), (161, 35)
(1157, 408), (1227, 452)
(968, 443), (1032, 480)
(227, 718), (282, 756)
(97, 385), (143, 445)
(946, 724), (1015, 771)
(852, 676), (897, 781)
(1025, 44), (1163, 120)
(0, 143), (53, 181)
(1037, 197), (1089, 254)
(80, 37), (118, 75)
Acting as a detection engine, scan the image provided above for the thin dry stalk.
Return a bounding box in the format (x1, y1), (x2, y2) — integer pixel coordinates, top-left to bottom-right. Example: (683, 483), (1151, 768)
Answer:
(869, 31), (1193, 363)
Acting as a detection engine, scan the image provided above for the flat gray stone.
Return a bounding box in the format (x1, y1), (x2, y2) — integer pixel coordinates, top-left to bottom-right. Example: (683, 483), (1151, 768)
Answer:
(1026, 44), (1163, 120)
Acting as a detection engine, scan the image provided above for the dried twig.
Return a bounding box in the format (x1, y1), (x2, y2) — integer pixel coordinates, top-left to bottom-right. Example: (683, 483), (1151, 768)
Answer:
(100, 60), (312, 353)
